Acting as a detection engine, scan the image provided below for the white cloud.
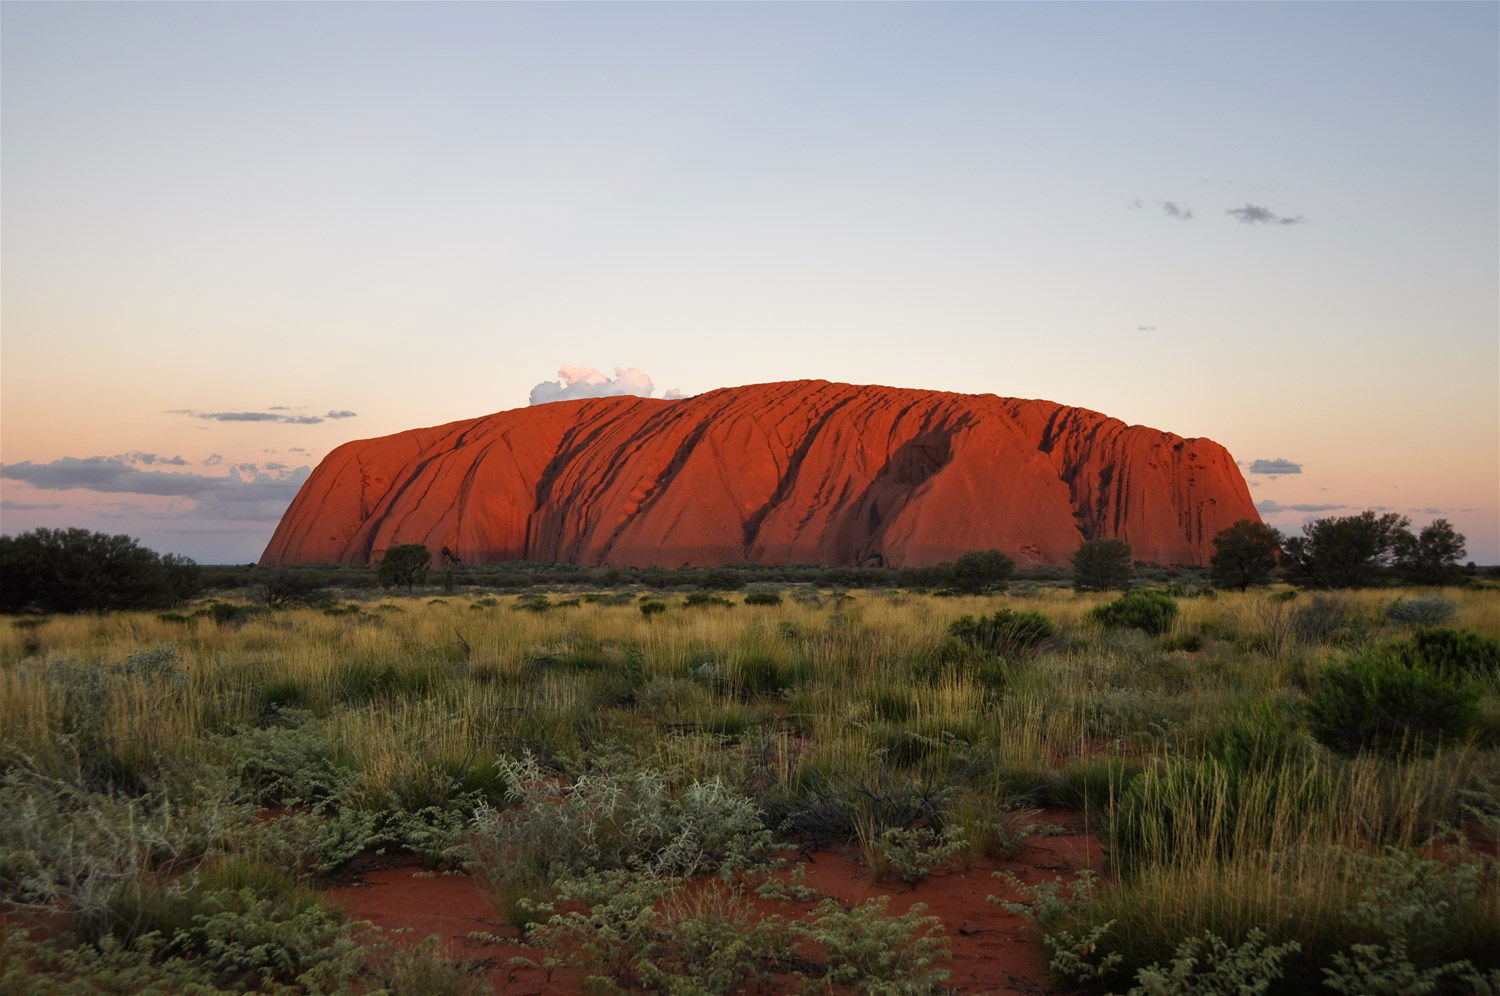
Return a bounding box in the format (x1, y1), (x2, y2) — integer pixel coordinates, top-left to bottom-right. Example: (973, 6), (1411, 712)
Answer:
(529, 365), (661, 405)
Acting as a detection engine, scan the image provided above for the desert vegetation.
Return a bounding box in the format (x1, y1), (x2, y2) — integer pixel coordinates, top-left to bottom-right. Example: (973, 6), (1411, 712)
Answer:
(1, 550), (1497, 992)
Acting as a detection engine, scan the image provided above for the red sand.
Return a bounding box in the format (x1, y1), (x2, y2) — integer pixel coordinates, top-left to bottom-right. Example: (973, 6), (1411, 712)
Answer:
(262, 379), (1257, 569)
(326, 817), (1104, 994)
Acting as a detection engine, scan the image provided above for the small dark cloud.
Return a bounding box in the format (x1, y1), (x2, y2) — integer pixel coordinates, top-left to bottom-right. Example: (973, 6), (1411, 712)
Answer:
(203, 453), (223, 466)
(1257, 500), (1345, 514)
(171, 409), (321, 424)
(1249, 458), (1303, 475)
(1160, 201), (1194, 220)
(1226, 204), (1306, 226)
(1127, 198), (1144, 210)
(1136, 325), (1157, 332)
(116, 451), (188, 467)
(288, 447), (310, 455)
(1, 499), (65, 511)
(169, 407), (356, 425)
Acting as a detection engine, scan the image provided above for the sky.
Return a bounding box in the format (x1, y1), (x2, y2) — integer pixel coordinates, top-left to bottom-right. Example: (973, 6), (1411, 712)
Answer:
(2, 2), (1496, 564)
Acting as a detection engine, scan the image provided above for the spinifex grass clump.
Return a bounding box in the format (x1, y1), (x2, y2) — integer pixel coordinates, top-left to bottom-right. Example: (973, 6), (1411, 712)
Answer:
(946, 607), (1059, 657)
(1385, 596), (1458, 627)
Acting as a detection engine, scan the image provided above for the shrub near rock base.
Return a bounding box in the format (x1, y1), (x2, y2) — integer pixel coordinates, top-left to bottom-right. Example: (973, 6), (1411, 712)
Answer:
(1092, 590), (1180, 636)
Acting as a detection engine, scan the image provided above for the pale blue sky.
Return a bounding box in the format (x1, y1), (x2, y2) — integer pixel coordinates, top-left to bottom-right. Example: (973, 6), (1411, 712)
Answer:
(3, 2), (1497, 561)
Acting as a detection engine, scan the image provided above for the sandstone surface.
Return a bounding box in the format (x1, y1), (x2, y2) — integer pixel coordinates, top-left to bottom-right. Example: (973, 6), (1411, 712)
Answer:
(259, 381), (1258, 568)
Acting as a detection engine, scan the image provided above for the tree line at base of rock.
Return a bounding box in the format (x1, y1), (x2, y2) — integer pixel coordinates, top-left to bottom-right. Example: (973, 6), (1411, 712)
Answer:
(0, 512), (1487, 614)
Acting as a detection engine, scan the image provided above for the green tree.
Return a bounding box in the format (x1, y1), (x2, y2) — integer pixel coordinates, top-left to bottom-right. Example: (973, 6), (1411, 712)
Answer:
(1072, 538), (1132, 592)
(1209, 519), (1282, 591)
(949, 549), (1016, 594)
(376, 543), (432, 593)
(1281, 511), (1410, 589)
(0, 527), (201, 613)
(1395, 518), (1466, 586)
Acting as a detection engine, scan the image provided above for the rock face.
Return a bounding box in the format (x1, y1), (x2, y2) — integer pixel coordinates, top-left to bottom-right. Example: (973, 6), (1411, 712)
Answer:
(260, 380), (1258, 568)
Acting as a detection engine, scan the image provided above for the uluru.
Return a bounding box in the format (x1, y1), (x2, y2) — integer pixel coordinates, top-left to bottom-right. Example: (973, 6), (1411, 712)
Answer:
(260, 381), (1257, 569)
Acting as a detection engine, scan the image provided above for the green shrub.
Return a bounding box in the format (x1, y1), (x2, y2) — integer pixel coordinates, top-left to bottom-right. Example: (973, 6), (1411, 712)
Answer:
(865, 826), (966, 885)
(743, 589), (783, 606)
(1121, 929), (1301, 995)
(519, 869), (799, 994)
(215, 714), (353, 807)
(464, 752), (773, 919)
(947, 608), (1059, 656)
(195, 601), (246, 625)
(1092, 589), (1180, 636)
(1396, 627), (1500, 679)
(1308, 654), (1477, 756)
(685, 591), (734, 608)
(806, 895), (950, 993)
(701, 568), (744, 591)
(0, 750), (251, 934)
(640, 599), (667, 618)
(512, 594), (551, 613)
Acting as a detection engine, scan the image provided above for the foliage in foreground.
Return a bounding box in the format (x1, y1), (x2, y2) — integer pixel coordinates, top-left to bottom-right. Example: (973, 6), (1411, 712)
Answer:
(1, 584), (1496, 993)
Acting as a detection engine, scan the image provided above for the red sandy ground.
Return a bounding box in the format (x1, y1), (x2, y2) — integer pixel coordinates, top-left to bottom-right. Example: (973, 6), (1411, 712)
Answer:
(326, 812), (1103, 994)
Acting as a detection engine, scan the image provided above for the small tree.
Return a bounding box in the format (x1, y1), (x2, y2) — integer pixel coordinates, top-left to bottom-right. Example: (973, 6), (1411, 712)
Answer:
(1281, 511), (1410, 589)
(1209, 520), (1282, 591)
(377, 543), (431, 593)
(1072, 539), (1132, 592)
(1395, 518), (1466, 586)
(949, 549), (1016, 594)
(258, 568), (331, 607)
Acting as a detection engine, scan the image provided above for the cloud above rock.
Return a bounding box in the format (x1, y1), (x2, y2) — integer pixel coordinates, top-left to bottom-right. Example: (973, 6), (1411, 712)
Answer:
(529, 365), (684, 405)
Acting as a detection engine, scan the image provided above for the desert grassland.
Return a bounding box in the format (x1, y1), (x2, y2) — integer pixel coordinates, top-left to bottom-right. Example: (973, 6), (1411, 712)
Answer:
(2, 583), (1498, 993)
